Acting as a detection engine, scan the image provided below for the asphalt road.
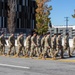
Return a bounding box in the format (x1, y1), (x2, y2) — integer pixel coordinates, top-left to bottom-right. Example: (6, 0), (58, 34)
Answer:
(0, 56), (75, 75)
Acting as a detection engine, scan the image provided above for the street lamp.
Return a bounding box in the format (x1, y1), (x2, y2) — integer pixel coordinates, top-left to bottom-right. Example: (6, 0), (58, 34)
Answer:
(64, 17), (69, 33)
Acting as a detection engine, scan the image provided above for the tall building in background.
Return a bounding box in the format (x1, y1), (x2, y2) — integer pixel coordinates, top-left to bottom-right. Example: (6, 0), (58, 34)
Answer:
(0, 0), (36, 33)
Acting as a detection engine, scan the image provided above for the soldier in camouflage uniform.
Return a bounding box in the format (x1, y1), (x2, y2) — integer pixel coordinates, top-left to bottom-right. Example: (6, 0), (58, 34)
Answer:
(41, 34), (46, 53)
(16, 33), (25, 56)
(0, 32), (7, 55)
(36, 34), (41, 57)
(56, 33), (63, 58)
(43, 32), (51, 59)
(7, 33), (16, 55)
(50, 33), (57, 59)
(71, 36), (75, 56)
(30, 32), (37, 57)
(63, 33), (71, 57)
(25, 33), (31, 57)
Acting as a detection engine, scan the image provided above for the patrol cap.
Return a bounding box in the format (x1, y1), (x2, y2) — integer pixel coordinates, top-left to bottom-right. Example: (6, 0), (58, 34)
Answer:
(19, 32), (23, 35)
(1, 31), (4, 34)
(46, 31), (50, 34)
(58, 33), (61, 35)
(66, 33), (69, 35)
(33, 32), (37, 35)
(28, 32), (31, 36)
(54, 33), (57, 35)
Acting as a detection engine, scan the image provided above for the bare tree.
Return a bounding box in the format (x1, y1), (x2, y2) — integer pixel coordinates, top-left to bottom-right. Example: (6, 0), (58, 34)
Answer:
(7, 0), (16, 33)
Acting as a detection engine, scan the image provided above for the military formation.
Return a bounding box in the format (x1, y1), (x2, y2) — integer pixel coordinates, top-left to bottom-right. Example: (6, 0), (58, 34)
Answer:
(0, 31), (75, 60)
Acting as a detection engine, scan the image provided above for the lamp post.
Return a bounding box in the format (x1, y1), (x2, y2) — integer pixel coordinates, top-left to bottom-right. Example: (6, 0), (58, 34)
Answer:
(64, 17), (69, 33)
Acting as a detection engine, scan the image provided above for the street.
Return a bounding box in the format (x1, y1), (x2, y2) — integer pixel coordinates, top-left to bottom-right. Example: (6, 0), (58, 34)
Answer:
(0, 56), (75, 75)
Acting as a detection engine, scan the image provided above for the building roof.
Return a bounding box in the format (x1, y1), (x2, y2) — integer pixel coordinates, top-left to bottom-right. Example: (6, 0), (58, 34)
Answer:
(52, 25), (75, 29)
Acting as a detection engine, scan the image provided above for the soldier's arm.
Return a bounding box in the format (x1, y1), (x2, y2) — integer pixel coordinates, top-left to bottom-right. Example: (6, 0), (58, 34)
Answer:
(47, 37), (50, 48)
(33, 41), (37, 46)
(8, 36), (12, 45)
(19, 39), (22, 46)
(17, 36), (22, 46)
(33, 40), (37, 46)
(64, 37), (67, 44)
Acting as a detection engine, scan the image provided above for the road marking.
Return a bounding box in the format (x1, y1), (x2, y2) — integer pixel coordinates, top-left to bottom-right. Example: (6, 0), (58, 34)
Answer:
(0, 63), (30, 69)
(58, 59), (75, 63)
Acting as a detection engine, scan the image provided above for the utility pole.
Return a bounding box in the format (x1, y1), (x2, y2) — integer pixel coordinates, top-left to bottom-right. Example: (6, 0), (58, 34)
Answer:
(64, 17), (69, 33)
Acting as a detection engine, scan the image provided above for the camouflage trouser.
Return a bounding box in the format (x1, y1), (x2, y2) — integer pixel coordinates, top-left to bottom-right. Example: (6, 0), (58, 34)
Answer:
(17, 45), (25, 56)
(0, 45), (5, 55)
(25, 46), (30, 56)
(71, 45), (75, 55)
(43, 46), (50, 58)
(41, 45), (44, 54)
(8, 45), (16, 55)
(41, 44), (44, 51)
(36, 46), (42, 57)
(50, 45), (57, 58)
(63, 45), (70, 57)
(56, 45), (63, 58)
(30, 45), (36, 57)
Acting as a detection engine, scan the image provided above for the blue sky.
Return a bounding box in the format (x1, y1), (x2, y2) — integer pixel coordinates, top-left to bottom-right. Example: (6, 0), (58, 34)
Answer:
(48, 0), (75, 26)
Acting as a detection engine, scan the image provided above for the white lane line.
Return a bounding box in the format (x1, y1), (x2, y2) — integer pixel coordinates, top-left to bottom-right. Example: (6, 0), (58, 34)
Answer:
(0, 63), (30, 69)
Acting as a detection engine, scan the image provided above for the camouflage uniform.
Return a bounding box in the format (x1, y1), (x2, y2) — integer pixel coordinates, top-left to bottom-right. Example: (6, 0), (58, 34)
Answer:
(41, 35), (45, 52)
(43, 34), (51, 58)
(8, 34), (16, 55)
(16, 34), (25, 56)
(51, 34), (57, 58)
(71, 36), (75, 55)
(63, 34), (71, 57)
(25, 35), (31, 56)
(56, 34), (63, 58)
(30, 33), (37, 57)
(0, 34), (6, 55)
(36, 35), (41, 57)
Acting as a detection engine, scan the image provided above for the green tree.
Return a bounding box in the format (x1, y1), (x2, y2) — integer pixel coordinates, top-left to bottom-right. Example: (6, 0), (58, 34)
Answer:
(7, 0), (16, 33)
(35, 0), (52, 35)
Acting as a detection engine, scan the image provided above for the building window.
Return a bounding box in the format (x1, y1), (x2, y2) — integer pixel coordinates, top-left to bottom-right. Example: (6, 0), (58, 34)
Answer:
(0, 17), (1, 27)
(22, 0), (25, 6)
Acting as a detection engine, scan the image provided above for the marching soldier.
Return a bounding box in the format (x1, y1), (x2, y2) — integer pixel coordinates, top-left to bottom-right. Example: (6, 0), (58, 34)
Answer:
(41, 34), (46, 53)
(0, 32), (7, 55)
(25, 33), (31, 57)
(30, 32), (37, 57)
(43, 32), (51, 59)
(50, 33), (57, 59)
(63, 33), (71, 57)
(56, 33), (63, 58)
(36, 34), (41, 57)
(16, 32), (25, 57)
(71, 36), (75, 56)
(7, 33), (16, 56)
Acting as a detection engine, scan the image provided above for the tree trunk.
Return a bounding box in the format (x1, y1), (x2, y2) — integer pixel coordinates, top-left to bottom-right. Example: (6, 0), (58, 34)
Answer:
(7, 0), (16, 33)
